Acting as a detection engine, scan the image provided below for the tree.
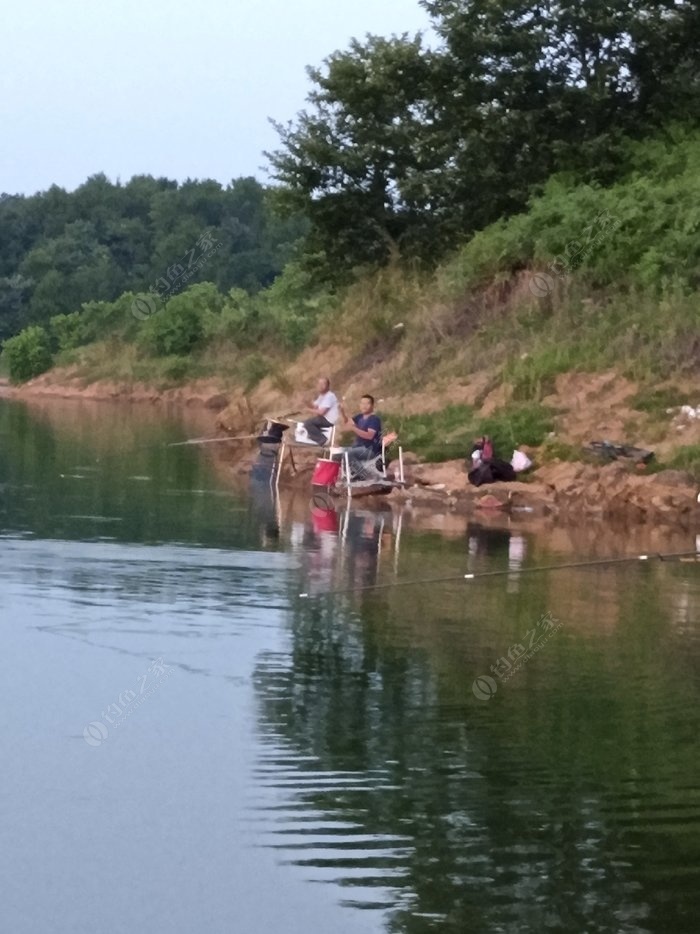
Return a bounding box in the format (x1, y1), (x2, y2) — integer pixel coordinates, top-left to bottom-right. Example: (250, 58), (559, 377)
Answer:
(3, 325), (53, 382)
(269, 1), (699, 273)
(0, 274), (33, 341)
(268, 35), (444, 270)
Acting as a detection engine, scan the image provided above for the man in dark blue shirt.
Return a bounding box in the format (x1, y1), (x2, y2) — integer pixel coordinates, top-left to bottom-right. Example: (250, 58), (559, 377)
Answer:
(341, 394), (397, 477)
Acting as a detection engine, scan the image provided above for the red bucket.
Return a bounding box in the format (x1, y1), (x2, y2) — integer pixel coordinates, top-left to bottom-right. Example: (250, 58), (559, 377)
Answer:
(311, 458), (340, 487)
(312, 508), (339, 534)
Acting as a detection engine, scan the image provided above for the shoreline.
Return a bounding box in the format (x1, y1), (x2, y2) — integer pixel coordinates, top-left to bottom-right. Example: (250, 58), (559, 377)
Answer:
(6, 372), (699, 531)
(6, 372), (230, 409)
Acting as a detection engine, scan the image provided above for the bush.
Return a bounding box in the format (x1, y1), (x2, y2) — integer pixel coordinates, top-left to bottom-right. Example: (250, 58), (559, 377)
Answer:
(440, 129), (700, 298)
(50, 312), (88, 352)
(2, 326), (54, 383)
(140, 293), (204, 357)
(160, 356), (192, 382)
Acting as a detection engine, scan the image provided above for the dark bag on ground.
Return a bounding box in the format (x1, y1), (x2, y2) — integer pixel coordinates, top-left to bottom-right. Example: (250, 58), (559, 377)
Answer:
(468, 458), (516, 487)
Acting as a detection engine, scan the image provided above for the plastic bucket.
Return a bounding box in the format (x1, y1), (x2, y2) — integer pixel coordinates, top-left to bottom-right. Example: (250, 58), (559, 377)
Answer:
(312, 508), (339, 534)
(311, 458), (340, 487)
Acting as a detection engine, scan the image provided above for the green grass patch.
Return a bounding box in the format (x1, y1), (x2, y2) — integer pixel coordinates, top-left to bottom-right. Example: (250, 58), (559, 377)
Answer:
(666, 445), (700, 481)
(504, 347), (581, 401)
(387, 404), (475, 462)
(538, 439), (580, 462)
(386, 402), (555, 463)
(630, 386), (696, 417)
(479, 403), (556, 454)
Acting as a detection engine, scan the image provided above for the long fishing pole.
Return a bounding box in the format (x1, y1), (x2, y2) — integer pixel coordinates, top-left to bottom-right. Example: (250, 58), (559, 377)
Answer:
(168, 411), (304, 447)
(167, 435), (258, 447)
(299, 549), (700, 599)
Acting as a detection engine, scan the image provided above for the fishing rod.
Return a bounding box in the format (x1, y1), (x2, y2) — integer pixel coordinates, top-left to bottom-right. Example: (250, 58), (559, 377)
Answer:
(298, 549), (700, 599)
(167, 435), (258, 447)
(167, 411), (305, 448)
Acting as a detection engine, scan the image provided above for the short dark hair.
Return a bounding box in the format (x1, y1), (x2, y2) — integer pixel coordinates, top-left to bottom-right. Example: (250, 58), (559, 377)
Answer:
(362, 394), (375, 405)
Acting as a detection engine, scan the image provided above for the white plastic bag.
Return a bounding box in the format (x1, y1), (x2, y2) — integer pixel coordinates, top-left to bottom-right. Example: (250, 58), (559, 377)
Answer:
(511, 449), (533, 473)
(294, 423), (311, 443)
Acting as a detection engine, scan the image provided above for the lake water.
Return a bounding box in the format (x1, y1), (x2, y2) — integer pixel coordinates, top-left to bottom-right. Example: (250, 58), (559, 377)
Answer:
(1, 397), (699, 934)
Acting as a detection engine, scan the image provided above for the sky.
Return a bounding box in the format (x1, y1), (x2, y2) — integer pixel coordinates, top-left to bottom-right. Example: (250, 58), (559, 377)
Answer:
(1, 0), (431, 196)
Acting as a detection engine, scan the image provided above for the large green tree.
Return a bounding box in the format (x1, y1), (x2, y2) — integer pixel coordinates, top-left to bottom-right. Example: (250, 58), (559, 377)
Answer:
(269, 0), (699, 272)
(268, 35), (443, 269)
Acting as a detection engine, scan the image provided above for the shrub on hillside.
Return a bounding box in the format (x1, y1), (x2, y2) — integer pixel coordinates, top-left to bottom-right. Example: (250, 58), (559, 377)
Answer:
(3, 326), (54, 383)
(140, 293), (204, 357)
(440, 129), (700, 297)
(50, 312), (88, 352)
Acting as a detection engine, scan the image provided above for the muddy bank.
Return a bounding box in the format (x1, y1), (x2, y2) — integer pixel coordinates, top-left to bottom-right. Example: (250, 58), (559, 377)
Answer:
(393, 458), (699, 526)
(9, 368), (230, 409)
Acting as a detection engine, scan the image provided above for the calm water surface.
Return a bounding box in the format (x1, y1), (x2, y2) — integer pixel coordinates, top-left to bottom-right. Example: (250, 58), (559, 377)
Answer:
(1, 398), (699, 934)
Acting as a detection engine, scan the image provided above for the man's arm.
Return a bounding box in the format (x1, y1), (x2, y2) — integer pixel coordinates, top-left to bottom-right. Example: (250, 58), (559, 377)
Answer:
(346, 415), (379, 441)
(307, 396), (330, 416)
(348, 423), (377, 441)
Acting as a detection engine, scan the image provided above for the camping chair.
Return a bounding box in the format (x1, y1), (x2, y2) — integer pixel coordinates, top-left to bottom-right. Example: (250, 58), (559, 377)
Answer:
(273, 421), (338, 488)
(338, 435), (405, 493)
(292, 421), (337, 447)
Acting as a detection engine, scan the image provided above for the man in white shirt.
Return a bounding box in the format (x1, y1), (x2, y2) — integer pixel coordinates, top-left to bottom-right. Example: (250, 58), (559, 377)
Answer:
(302, 377), (340, 445)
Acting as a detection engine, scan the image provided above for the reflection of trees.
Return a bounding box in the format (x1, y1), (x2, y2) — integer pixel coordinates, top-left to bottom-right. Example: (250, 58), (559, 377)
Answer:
(0, 399), (255, 548)
(253, 549), (700, 933)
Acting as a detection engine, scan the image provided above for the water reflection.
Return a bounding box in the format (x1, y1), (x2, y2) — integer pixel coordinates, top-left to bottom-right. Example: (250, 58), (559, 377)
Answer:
(2, 397), (700, 934)
(251, 498), (700, 933)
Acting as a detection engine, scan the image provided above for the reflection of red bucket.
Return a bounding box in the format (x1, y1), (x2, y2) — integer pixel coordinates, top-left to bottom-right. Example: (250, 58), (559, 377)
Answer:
(311, 458), (340, 487)
(312, 508), (339, 534)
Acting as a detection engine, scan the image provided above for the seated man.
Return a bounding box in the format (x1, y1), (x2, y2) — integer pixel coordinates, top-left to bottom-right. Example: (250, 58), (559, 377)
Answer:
(302, 377), (340, 445)
(341, 394), (397, 478)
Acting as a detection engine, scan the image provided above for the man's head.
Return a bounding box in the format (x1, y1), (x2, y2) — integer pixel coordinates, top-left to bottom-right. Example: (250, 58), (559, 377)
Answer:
(359, 394), (375, 415)
(317, 377), (330, 394)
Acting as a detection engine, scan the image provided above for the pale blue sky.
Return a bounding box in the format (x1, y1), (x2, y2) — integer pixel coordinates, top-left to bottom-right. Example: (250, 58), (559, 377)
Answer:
(1, 0), (431, 195)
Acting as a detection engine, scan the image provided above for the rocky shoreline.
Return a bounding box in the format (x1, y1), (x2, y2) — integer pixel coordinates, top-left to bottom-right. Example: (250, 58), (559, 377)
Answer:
(224, 438), (699, 528)
(7, 371), (699, 529)
(396, 458), (699, 526)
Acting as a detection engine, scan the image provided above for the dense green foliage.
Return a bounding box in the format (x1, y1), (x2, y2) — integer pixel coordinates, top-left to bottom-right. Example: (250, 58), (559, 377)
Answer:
(439, 129), (700, 295)
(4, 326), (53, 383)
(269, 0), (699, 270)
(0, 175), (306, 342)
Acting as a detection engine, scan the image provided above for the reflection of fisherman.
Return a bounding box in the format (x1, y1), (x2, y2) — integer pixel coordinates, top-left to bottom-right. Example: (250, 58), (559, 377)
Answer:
(249, 456), (280, 547)
(338, 394), (398, 478)
(345, 510), (385, 589)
